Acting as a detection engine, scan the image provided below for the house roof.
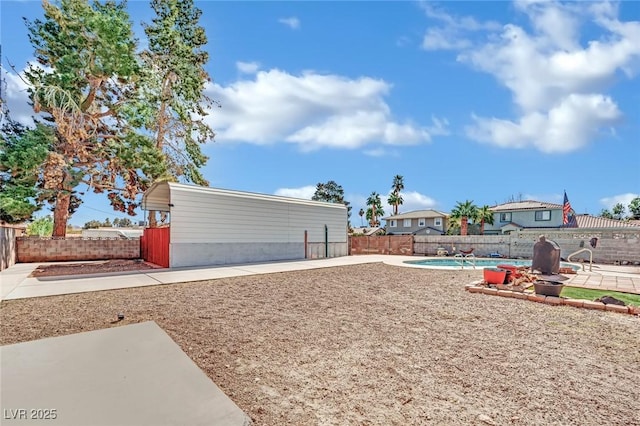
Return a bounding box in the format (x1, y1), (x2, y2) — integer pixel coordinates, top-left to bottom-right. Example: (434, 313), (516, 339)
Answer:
(382, 209), (448, 220)
(142, 182), (347, 212)
(574, 215), (640, 229)
(500, 222), (524, 229)
(491, 200), (562, 212)
(490, 200), (563, 211)
(350, 227), (382, 236)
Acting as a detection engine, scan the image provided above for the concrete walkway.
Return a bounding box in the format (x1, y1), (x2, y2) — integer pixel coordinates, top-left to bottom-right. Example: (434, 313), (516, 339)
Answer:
(1, 256), (639, 301)
(1, 321), (251, 426)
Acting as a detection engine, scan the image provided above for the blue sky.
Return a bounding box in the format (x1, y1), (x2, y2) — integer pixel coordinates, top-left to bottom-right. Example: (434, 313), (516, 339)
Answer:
(2, 0), (639, 227)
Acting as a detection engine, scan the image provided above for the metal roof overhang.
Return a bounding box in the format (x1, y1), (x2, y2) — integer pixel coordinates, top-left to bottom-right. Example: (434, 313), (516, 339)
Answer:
(142, 182), (171, 212)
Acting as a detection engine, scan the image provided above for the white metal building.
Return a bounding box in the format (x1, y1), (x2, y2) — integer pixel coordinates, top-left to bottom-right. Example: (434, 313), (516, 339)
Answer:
(141, 182), (348, 268)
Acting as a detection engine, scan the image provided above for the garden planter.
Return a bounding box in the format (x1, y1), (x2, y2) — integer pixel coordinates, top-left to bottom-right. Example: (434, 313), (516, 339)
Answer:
(533, 281), (565, 297)
(484, 268), (507, 285)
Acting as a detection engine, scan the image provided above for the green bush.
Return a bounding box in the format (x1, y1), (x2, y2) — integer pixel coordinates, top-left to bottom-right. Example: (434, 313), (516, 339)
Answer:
(27, 216), (54, 237)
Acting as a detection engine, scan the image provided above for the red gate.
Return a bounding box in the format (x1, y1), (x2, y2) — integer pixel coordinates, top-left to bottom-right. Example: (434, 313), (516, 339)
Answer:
(141, 227), (170, 268)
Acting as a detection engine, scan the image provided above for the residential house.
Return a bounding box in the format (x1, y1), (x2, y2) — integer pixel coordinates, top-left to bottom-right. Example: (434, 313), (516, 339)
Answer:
(484, 201), (640, 234)
(383, 210), (448, 235)
(483, 201), (565, 234)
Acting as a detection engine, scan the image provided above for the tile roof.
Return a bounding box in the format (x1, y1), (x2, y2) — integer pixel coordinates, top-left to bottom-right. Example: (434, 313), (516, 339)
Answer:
(350, 227), (382, 236)
(575, 215), (640, 229)
(490, 200), (563, 211)
(382, 209), (448, 220)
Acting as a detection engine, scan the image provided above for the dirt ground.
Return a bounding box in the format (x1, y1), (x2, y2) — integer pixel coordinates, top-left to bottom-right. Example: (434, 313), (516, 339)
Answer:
(1, 263), (639, 425)
(29, 259), (158, 277)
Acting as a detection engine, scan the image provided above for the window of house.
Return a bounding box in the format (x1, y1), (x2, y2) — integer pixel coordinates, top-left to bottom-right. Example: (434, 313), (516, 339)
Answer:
(434, 218), (442, 227)
(403, 219), (412, 227)
(418, 218), (426, 227)
(535, 210), (551, 221)
(500, 212), (511, 222)
(389, 220), (397, 227)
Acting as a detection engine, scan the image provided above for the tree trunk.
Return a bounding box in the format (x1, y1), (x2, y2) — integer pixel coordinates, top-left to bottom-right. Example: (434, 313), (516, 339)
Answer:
(52, 192), (71, 237)
(480, 219), (485, 235)
(148, 210), (157, 228)
(461, 217), (468, 236)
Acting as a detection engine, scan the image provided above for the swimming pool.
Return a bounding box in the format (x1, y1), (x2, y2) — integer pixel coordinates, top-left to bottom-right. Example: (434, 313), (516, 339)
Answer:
(404, 258), (580, 270)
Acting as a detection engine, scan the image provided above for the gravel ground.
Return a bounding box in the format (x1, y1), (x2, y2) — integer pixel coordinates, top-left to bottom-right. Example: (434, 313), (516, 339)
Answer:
(29, 259), (157, 277)
(1, 263), (639, 425)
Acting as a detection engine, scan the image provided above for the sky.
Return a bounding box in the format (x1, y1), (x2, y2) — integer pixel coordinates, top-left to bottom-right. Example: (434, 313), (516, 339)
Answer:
(1, 0), (639, 227)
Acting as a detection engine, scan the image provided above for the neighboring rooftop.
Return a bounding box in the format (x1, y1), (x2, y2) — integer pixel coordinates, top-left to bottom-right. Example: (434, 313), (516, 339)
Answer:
(490, 201), (564, 211)
(575, 215), (640, 229)
(383, 209), (448, 220)
(350, 226), (382, 236)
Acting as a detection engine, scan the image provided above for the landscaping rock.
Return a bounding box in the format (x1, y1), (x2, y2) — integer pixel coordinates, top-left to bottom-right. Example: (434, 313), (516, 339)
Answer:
(594, 296), (626, 306)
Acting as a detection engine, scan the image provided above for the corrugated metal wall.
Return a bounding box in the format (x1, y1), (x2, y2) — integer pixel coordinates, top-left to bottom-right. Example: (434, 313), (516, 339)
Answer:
(169, 186), (347, 244)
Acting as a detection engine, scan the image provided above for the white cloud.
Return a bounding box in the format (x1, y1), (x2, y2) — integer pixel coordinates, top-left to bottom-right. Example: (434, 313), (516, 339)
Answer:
(2, 67), (35, 126)
(600, 193), (639, 210)
(421, 3), (501, 51)
(236, 61), (260, 74)
(278, 17), (300, 30)
(425, 1), (640, 153)
(466, 93), (621, 153)
(399, 190), (438, 212)
(377, 190), (439, 218)
(363, 147), (399, 158)
(205, 68), (446, 150)
(274, 185), (316, 199)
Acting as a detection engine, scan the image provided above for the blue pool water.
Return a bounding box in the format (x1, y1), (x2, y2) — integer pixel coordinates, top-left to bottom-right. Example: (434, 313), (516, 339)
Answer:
(405, 258), (579, 270)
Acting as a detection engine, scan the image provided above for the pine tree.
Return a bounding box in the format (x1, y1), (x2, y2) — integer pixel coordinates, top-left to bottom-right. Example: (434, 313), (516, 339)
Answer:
(137, 0), (215, 226)
(23, 0), (162, 236)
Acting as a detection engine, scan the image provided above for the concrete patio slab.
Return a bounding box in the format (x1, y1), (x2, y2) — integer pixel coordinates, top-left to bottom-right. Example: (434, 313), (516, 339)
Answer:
(0, 263), (38, 299)
(1, 255), (401, 300)
(3, 273), (164, 300)
(0, 321), (251, 426)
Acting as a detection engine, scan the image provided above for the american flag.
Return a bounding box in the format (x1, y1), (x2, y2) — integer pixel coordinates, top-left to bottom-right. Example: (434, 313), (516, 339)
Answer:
(563, 191), (577, 227)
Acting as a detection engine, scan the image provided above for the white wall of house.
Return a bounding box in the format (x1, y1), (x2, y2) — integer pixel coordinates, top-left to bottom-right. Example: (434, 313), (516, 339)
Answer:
(143, 183), (348, 268)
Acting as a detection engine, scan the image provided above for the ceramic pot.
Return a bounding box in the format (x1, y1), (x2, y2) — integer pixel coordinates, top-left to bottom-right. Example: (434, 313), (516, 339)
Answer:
(533, 281), (564, 297)
(484, 268), (507, 285)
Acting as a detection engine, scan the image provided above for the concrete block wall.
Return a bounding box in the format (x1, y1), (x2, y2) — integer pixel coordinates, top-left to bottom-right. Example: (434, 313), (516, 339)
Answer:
(414, 235), (510, 257)
(17, 237), (140, 263)
(514, 229), (640, 264)
(378, 230), (639, 264)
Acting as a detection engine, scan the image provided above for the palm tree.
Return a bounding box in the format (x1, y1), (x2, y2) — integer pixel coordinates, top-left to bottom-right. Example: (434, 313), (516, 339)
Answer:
(446, 216), (461, 235)
(389, 175), (405, 215)
(450, 200), (478, 236)
(366, 192), (385, 227)
(476, 205), (494, 235)
(358, 208), (365, 226)
(387, 192), (404, 216)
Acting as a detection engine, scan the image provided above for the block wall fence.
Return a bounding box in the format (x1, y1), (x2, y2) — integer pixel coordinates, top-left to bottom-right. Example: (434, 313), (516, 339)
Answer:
(353, 228), (640, 264)
(16, 237), (140, 263)
(6, 227), (639, 266)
